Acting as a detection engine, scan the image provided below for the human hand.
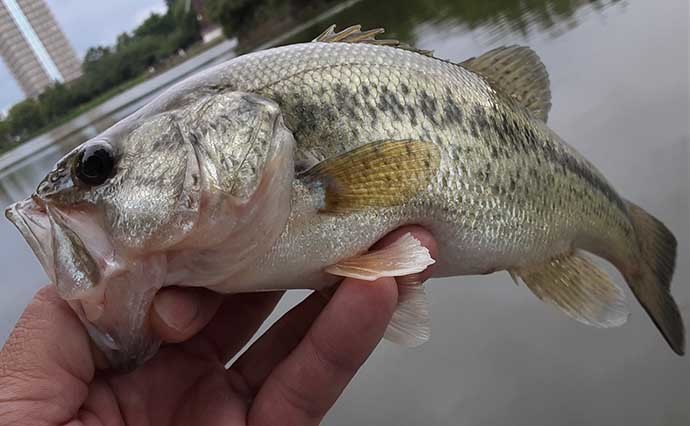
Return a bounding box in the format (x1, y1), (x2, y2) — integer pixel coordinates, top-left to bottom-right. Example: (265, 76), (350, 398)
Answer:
(0, 227), (436, 426)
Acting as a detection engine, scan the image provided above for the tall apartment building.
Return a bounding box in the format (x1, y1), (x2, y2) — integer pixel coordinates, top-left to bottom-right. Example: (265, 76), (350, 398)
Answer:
(0, 0), (82, 98)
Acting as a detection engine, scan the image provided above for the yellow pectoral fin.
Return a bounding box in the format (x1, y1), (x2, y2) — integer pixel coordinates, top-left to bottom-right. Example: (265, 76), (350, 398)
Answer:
(301, 139), (440, 214)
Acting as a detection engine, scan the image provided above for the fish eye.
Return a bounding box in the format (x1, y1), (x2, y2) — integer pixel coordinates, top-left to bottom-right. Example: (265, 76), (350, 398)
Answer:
(73, 143), (115, 187)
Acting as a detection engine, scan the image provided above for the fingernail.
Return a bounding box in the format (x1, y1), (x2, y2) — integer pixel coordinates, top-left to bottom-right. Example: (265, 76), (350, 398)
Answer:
(153, 290), (199, 331)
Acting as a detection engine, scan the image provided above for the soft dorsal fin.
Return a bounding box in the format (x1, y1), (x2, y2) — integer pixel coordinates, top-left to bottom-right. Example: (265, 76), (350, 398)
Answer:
(313, 24), (434, 57)
(461, 46), (552, 122)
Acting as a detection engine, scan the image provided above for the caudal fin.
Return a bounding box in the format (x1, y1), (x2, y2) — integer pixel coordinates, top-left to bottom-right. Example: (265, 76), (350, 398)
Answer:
(625, 201), (685, 355)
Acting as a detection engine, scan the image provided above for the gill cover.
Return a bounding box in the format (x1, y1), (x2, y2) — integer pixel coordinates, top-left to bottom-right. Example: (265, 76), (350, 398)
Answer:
(166, 92), (296, 288)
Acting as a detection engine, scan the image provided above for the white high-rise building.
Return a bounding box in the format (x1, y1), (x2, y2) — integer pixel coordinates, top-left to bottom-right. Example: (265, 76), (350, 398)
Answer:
(0, 0), (82, 98)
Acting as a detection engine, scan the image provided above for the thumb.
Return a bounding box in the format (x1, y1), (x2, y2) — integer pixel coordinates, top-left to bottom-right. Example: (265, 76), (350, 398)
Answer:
(0, 286), (94, 425)
(150, 286), (223, 343)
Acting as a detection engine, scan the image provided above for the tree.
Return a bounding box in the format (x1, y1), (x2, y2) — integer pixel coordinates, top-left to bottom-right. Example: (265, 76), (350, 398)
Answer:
(204, 0), (256, 38)
(38, 83), (75, 122)
(170, 0), (201, 48)
(134, 12), (175, 39)
(0, 119), (11, 151)
(116, 32), (133, 50)
(82, 46), (111, 74)
(7, 99), (45, 141)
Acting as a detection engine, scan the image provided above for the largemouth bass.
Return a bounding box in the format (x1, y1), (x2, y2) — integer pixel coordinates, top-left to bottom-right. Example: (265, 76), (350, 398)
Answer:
(6, 25), (684, 368)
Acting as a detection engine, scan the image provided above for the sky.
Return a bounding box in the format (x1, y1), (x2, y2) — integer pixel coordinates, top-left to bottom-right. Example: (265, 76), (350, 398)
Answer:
(0, 0), (168, 112)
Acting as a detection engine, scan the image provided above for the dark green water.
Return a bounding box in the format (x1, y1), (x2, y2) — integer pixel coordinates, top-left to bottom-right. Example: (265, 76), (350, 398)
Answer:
(287, 0), (622, 44)
(0, 0), (688, 424)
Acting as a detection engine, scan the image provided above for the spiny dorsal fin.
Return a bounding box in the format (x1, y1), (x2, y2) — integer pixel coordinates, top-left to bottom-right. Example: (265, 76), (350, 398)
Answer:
(510, 251), (629, 328)
(313, 24), (434, 57)
(461, 45), (552, 122)
(301, 139), (440, 214)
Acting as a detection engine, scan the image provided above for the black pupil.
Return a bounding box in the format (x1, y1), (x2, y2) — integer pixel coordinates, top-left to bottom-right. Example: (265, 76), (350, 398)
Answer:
(77, 145), (113, 186)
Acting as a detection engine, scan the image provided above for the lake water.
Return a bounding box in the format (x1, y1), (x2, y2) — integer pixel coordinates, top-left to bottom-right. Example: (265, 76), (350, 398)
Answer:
(1, 0), (688, 424)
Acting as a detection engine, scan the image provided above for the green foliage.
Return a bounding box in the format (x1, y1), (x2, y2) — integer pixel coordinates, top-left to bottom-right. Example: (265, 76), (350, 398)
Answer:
(0, 0), (201, 152)
(171, 0), (202, 48)
(37, 83), (75, 122)
(134, 12), (176, 39)
(205, 0), (311, 40)
(8, 99), (45, 141)
(0, 119), (12, 150)
(204, 0), (255, 38)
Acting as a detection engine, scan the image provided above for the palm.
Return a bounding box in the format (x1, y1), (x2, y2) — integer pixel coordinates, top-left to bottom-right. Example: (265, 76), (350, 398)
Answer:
(2, 281), (398, 426)
(88, 344), (252, 426)
(81, 291), (290, 426)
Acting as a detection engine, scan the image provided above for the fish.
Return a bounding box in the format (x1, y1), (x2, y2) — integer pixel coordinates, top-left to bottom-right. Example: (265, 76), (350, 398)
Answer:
(6, 25), (685, 368)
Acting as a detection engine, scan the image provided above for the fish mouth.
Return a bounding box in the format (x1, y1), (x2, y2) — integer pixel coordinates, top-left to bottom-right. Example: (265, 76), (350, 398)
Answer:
(6, 197), (164, 370)
(6, 197), (55, 281)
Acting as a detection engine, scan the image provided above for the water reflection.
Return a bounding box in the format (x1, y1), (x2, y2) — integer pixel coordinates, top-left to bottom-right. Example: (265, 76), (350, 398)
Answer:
(286, 0), (622, 45)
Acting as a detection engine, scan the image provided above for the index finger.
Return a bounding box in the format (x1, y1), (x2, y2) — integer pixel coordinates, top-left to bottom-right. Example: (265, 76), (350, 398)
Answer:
(247, 276), (398, 426)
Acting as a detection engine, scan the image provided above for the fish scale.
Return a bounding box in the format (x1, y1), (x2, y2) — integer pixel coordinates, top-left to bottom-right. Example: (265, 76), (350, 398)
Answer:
(168, 42), (631, 277)
(179, 38), (680, 354)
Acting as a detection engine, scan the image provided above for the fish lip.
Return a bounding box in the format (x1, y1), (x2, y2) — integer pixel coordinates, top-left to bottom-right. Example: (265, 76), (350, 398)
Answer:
(5, 198), (53, 278)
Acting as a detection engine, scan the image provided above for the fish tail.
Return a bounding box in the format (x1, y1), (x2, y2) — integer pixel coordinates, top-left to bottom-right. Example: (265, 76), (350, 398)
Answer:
(623, 200), (685, 355)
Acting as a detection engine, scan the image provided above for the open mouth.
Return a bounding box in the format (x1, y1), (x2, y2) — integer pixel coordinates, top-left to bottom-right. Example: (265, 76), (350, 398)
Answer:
(5, 197), (55, 282)
(7, 197), (111, 300)
(6, 196), (165, 370)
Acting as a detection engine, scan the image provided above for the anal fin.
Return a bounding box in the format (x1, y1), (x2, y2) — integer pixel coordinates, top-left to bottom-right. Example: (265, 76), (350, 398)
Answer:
(510, 251), (629, 328)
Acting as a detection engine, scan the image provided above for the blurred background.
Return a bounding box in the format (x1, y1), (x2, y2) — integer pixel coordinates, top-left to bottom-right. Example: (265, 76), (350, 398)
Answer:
(0, 0), (688, 424)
